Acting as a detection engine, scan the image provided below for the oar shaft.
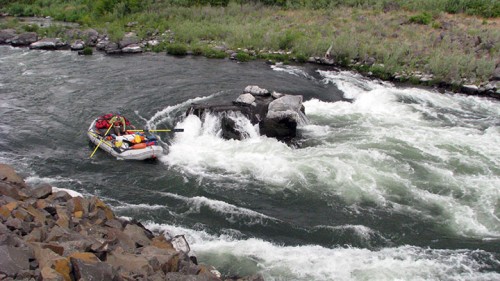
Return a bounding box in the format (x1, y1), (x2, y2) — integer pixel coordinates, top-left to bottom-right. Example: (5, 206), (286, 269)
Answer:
(90, 123), (114, 158)
(129, 129), (184, 132)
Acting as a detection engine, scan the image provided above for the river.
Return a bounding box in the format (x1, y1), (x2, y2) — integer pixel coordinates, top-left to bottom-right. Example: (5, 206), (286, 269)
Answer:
(1, 45), (499, 280)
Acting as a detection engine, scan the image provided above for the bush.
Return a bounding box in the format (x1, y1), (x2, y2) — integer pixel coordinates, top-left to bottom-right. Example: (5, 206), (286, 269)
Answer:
(369, 64), (392, 80)
(409, 12), (432, 25)
(235, 52), (252, 62)
(22, 24), (39, 32)
(203, 48), (227, 58)
(166, 43), (188, 55)
(82, 47), (93, 55)
(294, 53), (308, 63)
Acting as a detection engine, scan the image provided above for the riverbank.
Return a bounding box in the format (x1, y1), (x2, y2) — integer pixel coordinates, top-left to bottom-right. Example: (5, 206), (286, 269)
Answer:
(0, 164), (261, 280)
(1, 1), (499, 99)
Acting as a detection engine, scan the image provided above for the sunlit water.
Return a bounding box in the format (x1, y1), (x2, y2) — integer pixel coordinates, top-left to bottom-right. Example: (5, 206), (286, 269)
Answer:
(1, 46), (499, 280)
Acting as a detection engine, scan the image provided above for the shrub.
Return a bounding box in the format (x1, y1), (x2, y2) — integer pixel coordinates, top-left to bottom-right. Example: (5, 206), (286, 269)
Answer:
(409, 12), (432, 25)
(369, 64), (391, 80)
(191, 46), (204, 56)
(151, 42), (168, 53)
(22, 24), (39, 33)
(166, 43), (188, 55)
(82, 47), (93, 55)
(203, 48), (227, 58)
(235, 52), (252, 62)
(294, 53), (308, 63)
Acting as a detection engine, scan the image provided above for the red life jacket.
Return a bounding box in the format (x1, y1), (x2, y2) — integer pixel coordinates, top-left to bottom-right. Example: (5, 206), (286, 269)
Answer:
(95, 113), (114, 129)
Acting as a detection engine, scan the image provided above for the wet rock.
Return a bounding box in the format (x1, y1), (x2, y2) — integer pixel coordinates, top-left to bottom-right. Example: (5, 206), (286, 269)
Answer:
(461, 84), (480, 95)
(82, 28), (99, 46)
(0, 29), (16, 44)
(105, 42), (122, 54)
(96, 39), (109, 51)
(244, 85), (270, 96)
(259, 95), (304, 140)
(119, 33), (140, 49)
(233, 93), (256, 106)
(122, 43), (143, 53)
(9, 32), (38, 46)
(29, 38), (67, 50)
(70, 40), (85, 51)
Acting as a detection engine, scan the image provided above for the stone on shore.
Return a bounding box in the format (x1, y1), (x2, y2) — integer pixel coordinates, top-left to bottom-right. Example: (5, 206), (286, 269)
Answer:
(29, 38), (67, 50)
(9, 32), (38, 46)
(0, 164), (232, 281)
(0, 29), (17, 44)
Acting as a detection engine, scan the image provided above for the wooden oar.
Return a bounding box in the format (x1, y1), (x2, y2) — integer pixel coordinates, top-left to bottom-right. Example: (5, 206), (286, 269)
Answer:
(89, 123), (114, 158)
(128, 128), (184, 133)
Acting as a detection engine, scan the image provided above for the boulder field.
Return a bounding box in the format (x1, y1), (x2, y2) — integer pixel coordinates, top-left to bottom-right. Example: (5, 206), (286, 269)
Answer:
(0, 164), (262, 281)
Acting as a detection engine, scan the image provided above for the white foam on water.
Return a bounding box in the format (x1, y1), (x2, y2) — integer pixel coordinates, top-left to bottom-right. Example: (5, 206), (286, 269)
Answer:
(144, 222), (500, 281)
(25, 175), (83, 186)
(271, 64), (315, 80)
(113, 203), (166, 211)
(147, 93), (221, 129)
(161, 113), (300, 186)
(314, 224), (380, 242)
(184, 195), (276, 224)
(159, 69), (500, 238)
(150, 191), (279, 224)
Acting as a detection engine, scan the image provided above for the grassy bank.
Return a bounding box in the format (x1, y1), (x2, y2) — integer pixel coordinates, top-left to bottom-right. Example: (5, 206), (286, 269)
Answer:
(1, 0), (499, 87)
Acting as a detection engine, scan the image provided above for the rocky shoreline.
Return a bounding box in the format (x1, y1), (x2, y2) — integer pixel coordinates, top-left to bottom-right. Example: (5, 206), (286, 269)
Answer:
(1, 17), (499, 100)
(0, 164), (262, 281)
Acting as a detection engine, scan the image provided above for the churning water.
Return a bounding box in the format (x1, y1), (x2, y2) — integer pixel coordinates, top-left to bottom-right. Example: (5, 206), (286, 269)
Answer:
(1, 46), (499, 280)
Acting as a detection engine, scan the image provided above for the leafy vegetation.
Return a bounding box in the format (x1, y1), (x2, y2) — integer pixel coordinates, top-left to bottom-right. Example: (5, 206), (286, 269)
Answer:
(82, 46), (93, 55)
(166, 43), (188, 56)
(0, 0), (498, 85)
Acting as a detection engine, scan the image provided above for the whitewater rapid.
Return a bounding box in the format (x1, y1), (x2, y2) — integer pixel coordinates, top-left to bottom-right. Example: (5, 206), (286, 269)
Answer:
(146, 67), (500, 280)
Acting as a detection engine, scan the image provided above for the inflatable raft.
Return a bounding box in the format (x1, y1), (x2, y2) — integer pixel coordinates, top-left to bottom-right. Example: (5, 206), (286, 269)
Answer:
(87, 119), (163, 160)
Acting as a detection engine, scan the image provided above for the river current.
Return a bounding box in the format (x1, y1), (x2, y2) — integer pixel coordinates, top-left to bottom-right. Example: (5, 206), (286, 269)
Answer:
(1, 46), (499, 280)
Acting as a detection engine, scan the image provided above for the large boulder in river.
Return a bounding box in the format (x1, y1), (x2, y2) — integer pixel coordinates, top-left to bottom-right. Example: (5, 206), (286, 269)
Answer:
(0, 29), (17, 44)
(9, 32), (38, 46)
(259, 95), (304, 140)
(186, 86), (305, 142)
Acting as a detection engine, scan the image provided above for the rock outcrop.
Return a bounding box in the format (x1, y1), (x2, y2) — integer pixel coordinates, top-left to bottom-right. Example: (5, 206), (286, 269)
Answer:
(29, 38), (68, 50)
(1, 164), (262, 281)
(187, 86), (306, 142)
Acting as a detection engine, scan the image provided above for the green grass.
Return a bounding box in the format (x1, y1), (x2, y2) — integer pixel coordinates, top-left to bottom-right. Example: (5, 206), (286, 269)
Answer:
(166, 43), (188, 56)
(1, 0), (499, 86)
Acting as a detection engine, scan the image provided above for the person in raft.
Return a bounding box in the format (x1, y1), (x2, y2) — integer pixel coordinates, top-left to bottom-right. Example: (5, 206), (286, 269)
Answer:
(109, 113), (134, 136)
